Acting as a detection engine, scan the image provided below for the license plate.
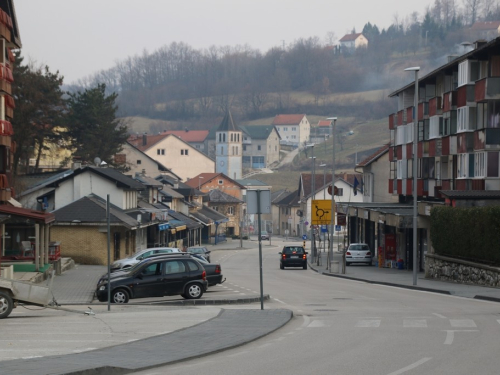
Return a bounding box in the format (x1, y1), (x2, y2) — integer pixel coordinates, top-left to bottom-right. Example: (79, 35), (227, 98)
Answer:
(291, 255), (298, 258)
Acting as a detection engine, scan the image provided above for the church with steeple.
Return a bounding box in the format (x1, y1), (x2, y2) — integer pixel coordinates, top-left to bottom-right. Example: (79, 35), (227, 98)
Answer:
(215, 111), (242, 180)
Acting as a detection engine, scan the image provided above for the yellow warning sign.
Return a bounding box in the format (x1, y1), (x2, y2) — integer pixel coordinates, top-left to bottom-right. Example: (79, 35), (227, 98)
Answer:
(311, 199), (335, 225)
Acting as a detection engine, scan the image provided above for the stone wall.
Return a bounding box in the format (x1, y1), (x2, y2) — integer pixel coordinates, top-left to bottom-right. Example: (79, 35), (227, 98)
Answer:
(425, 254), (500, 288)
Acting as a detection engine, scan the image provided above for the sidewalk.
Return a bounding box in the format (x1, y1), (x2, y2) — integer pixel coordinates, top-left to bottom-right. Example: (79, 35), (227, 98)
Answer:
(309, 252), (500, 302)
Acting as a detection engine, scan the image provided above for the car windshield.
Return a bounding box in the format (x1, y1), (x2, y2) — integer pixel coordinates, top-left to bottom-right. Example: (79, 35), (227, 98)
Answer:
(283, 247), (304, 254)
(189, 248), (204, 254)
(350, 244), (369, 251)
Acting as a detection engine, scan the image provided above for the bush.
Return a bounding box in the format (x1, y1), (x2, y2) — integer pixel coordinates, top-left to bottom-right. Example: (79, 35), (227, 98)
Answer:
(430, 206), (500, 265)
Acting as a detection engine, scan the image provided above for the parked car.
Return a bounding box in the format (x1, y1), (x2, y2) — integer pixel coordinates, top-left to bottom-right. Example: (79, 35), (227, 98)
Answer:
(260, 231), (270, 240)
(186, 246), (211, 262)
(190, 254), (225, 286)
(279, 245), (308, 269)
(345, 243), (372, 266)
(96, 256), (208, 303)
(110, 247), (180, 272)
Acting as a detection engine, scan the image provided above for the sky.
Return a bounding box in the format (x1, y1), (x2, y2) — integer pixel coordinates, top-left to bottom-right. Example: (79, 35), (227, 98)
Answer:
(15, 0), (434, 84)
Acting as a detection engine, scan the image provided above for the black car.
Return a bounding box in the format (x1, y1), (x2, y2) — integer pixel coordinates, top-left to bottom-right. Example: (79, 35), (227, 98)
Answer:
(279, 245), (308, 270)
(190, 254), (225, 286)
(186, 246), (211, 262)
(95, 256), (208, 303)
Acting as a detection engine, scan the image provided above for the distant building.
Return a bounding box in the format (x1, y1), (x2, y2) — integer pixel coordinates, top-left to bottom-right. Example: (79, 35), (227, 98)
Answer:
(272, 114), (311, 147)
(215, 111), (242, 180)
(240, 125), (281, 169)
(339, 33), (368, 51)
(470, 21), (500, 40)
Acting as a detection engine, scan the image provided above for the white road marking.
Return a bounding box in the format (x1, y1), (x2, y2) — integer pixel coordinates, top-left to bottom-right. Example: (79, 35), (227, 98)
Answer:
(307, 320), (326, 328)
(432, 313), (447, 319)
(386, 357), (432, 375)
(443, 330), (478, 345)
(227, 351), (249, 358)
(356, 320), (381, 328)
(450, 319), (476, 328)
(403, 319), (427, 328)
(273, 298), (285, 304)
(497, 320), (500, 325)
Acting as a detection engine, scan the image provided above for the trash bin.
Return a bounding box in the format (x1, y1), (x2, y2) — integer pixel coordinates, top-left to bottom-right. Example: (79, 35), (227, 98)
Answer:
(397, 260), (404, 270)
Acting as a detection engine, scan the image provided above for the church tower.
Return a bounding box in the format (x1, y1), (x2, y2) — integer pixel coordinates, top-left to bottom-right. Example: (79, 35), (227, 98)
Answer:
(215, 111), (242, 180)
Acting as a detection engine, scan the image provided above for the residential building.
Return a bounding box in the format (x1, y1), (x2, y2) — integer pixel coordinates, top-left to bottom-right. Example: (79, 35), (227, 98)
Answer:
(156, 129), (209, 152)
(115, 142), (181, 181)
(339, 33), (368, 50)
(273, 189), (301, 236)
(215, 111), (242, 180)
(355, 144), (398, 203)
(316, 120), (332, 136)
(237, 179), (273, 234)
(206, 189), (243, 237)
(272, 114), (311, 147)
(240, 125), (281, 169)
(128, 133), (215, 181)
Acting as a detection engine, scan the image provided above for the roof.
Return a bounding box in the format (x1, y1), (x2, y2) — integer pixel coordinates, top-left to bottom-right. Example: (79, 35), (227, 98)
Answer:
(271, 189), (290, 203)
(217, 111), (240, 132)
(127, 133), (169, 152)
(159, 130), (209, 143)
(317, 120), (332, 127)
(389, 37), (500, 98)
(299, 172), (361, 199)
(236, 179), (269, 188)
(82, 167), (145, 190)
(470, 21), (500, 31)
(124, 142), (182, 179)
(439, 190), (500, 199)
(0, 205), (55, 224)
(272, 114), (306, 126)
(159, 186), (184, 199)
(168, 210), (203, 230)
(19, 169), (74, 198)
(239, 125), (279, 140)
(207, 189), (243, 203)
(190, 205), (228, 225)
(274, 190), (300, 207)
(357, 144), (390, 167)
(186, 173), (247, 190)
(52, 195), (139, 229)
(134, 173), (163, 187)
(339, 33), (364, 42)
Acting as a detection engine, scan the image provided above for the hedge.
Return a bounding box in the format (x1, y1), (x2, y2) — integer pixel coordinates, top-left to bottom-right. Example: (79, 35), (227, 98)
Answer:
(430, 206), (500, 265)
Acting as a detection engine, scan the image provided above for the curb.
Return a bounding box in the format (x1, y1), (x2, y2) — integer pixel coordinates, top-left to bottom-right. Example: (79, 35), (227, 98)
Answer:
(473, 295), (500, 303)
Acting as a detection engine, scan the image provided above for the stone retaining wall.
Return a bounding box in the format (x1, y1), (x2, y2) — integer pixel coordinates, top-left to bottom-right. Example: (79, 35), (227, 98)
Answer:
(425, 254), (500, 288)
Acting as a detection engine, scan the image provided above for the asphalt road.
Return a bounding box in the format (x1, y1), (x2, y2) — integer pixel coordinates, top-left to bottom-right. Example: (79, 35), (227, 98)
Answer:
(133, 237), (500, 375)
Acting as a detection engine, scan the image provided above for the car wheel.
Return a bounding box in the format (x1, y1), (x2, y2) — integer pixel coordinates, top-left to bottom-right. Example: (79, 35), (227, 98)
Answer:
(346, 262), (351, 266)
(303, 263), (307, 270)
(280, 263), (284, 270)
(0, 291), (13, 319)
(112, 289), (129, 304)
(185, 283), (203, 299)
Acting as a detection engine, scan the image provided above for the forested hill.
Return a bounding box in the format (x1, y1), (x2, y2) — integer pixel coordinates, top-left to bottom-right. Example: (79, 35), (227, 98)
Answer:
(68, 3), (500, 129)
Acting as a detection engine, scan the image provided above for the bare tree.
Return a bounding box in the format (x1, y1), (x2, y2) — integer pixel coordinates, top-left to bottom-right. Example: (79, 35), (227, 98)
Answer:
(463, 0), (482, 24)
(324, 31), (337, 46)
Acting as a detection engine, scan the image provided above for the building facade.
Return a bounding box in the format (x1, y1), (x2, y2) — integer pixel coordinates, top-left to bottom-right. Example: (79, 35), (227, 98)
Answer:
(272, 114), (311, 147)
(215, 111), (242, 180)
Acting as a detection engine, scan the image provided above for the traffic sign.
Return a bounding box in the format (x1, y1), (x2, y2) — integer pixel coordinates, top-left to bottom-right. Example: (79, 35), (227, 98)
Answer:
(311, 199), (335, 225)
(302, 234), (307, 240)
(335, 225), (341, 232)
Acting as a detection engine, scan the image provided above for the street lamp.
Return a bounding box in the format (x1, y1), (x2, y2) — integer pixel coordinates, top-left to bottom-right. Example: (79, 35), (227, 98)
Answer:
(327, 117), (337, 273)
(405, 66), (420, 286)
(306, 143), (316, 258)
(320, 163), (327, 199)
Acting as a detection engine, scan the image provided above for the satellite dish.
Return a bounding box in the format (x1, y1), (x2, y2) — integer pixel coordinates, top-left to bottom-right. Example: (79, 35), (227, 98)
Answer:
(100, 161), (108, 166)
(94, 157), (101, 166)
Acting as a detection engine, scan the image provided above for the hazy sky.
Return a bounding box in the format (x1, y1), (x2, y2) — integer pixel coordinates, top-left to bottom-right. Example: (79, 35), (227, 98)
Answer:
(15, 0), (433, 84)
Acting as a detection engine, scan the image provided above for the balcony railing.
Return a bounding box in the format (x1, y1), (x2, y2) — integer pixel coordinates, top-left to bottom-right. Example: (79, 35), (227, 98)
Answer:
(429, 97), (442, 117)
(389, 113), (395, 130)
(418, 102), (429, 120)
(475, 77), (500, 102)
(457, 84), (475, 107)
(443, 91), (457, 112)
(406, 107), (414, 123)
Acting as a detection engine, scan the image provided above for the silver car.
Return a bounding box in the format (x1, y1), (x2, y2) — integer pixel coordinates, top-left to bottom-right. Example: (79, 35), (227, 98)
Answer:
(345, 243), (372, 266)
(110, 247), (180, 272)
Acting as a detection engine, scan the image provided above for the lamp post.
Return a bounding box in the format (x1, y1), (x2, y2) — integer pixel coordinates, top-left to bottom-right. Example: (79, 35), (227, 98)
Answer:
(327, 117), (337, 273)
(320, 163), (327, 199)
(306, 143), (316, 259)
(405, 66), (420, 286)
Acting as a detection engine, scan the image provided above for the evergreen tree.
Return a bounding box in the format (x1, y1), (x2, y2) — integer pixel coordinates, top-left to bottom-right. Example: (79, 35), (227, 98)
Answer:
(12, 52), (66, 176)
(65, 84), (128, 165)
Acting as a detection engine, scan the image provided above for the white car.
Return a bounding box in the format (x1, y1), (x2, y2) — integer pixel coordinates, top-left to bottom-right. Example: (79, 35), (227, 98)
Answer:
(345, 243), (372, 266)
(110, 247), (181, 272)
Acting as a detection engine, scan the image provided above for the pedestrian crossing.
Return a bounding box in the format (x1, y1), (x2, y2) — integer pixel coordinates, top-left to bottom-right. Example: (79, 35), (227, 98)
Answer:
(307, 318), (500, 329)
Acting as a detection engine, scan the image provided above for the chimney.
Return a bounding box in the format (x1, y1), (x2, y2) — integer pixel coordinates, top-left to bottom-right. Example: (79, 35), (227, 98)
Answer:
(474, 39), (487, 49)
(142, 133), (147, 146)
(71, 157), (82, 170)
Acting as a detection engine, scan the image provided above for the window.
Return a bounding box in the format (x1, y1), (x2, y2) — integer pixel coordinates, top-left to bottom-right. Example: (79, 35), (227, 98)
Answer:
(157, 149), (165, 155)
(292, 127), (296, 131)
(458, 107), (476, 132)
(227, 206), (234, 215)
(429, 117), (443, 139)
(164, 260), (186, 274)
(218, 180), (223, 185)
(488, 152), (499, 177)
(257, 145), (261, 151)
(186, 260), (200, 271)
(137, 160), (142, 165)
(142, 262), (163, 276)
(475, 152), (486, 177)
(337, 188), (343, 196)
(243, 145), (247, 151)
(231, 133), (234, 142)
(457, 153), (473, 178)
(396, 126), (406, 145)
(407, 122), (414, 143)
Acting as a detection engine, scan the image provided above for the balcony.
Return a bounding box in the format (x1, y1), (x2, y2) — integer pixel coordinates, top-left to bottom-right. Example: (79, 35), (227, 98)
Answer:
(442, 136), (450, 155)
(475, 77), (500, 102)
(443, 91), (457, 112)
(406, 107), (414, 123)
(429, 97), (442, 117)
(418, 102), (429, 120)
(457, 132), (474, 153)
(389, 113), (395, 130)
(397, 110), (404, 126)
(457, 84), (476, 107)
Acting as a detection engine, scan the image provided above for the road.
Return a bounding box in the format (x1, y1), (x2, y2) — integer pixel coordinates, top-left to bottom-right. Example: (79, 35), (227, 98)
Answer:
(133, 237), (500, 375)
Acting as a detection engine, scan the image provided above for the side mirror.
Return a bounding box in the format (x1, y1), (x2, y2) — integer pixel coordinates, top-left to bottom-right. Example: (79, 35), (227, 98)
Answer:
(305, 252), (309, 254)
(278, 252), (282, 254)
(136, 274), (143, 280)
(137, 256), (143, 260)
(206, 251), (211, 254)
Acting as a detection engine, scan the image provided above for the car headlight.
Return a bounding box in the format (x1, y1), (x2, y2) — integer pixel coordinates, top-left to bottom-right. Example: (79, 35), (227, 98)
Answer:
(99, 286), (106, 291)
